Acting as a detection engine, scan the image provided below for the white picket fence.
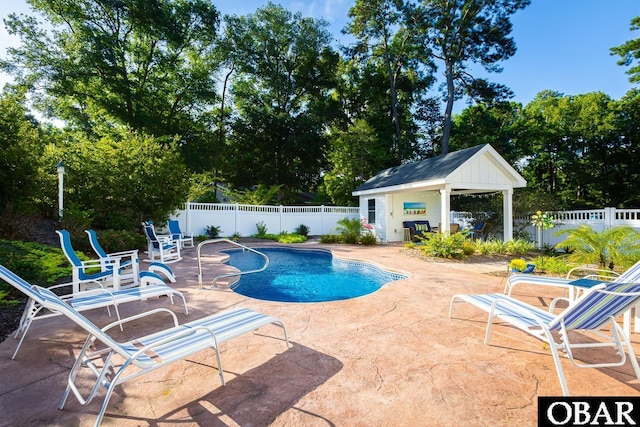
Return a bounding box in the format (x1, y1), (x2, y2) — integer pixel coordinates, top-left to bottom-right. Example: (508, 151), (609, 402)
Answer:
(514, 208), (640, 248)
(170, 202), (360, 238)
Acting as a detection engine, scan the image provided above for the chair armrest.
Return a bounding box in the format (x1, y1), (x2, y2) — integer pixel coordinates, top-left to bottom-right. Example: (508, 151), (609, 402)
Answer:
(77, 258), (121, 270)
(101, 307), (179, 333)
(105, 249), (139, 259)
(566, 266), (619, 279)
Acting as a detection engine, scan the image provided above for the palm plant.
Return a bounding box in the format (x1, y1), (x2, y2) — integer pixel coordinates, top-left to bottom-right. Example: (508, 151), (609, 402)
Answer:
(554, 225), (640, 270)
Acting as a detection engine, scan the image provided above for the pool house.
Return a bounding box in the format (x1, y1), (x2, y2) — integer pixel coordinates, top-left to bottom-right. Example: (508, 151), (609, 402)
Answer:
(352, 144), (527, 243)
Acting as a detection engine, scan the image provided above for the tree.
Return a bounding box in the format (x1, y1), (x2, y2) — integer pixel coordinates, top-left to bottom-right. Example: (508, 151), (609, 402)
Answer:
(0, 91), (45, 215)
(410, 0), (530, 154)
(45, 128), (189, 229)
(611, 16), (640, 84)
(221, 3), (339, 199)
(449, 101), (522, 163)
(1, 0), (221, 171)
(344, 0), (434, 162)
(554, 225), (640, 270)
(323, 119), (380, 205)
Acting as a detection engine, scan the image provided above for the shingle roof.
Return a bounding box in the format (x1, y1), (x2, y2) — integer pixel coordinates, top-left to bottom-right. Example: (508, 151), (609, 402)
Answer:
(353, 144), (486, 192)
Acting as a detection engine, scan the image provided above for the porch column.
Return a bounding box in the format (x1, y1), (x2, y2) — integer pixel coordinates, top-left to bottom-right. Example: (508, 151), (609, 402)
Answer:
(440, 187), (451, 233)
(502, 189), (513, 242)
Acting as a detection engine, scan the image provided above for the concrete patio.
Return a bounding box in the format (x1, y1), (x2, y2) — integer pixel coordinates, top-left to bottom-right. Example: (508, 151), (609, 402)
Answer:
(1, 241), (639, 426)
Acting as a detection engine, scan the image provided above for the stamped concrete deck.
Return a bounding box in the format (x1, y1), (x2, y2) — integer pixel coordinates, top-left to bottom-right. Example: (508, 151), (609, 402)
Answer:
(1, 241), (639, 426)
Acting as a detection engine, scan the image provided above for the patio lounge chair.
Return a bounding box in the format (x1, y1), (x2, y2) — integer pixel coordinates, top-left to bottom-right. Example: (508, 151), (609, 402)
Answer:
(57, 230), (130, 295)
(85, 229), (140, 285)
(168, 219), (194, 248)
(449, 282), (640, 396)
(27, 284), (289, 426)
(85, 229), (177, 284)
(505, 260), (640, 301)
(142, 221), (181, 263)
(0, 265), (187, 359)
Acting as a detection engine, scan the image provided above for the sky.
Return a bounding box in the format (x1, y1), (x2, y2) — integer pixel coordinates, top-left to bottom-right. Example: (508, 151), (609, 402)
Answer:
(1, 0), (639, 111)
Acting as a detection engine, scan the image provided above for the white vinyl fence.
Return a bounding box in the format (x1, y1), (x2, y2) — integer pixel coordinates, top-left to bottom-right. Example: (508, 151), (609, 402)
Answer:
(170, 202), (360, 238)
(514, 208), (640, 248)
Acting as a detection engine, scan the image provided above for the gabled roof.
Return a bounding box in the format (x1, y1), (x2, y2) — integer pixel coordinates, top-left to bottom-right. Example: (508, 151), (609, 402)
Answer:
(352, 144), (526, 195)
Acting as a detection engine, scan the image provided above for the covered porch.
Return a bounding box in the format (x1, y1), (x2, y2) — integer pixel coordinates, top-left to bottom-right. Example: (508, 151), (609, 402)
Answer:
(352, 144), (527, 242)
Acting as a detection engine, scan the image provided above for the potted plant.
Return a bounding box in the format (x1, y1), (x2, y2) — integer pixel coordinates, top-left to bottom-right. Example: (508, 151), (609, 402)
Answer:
(509, 259), (535, 274)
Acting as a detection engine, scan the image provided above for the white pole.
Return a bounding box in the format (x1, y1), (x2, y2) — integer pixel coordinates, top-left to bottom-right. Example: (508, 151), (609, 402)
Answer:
(57, 161), (65, 219)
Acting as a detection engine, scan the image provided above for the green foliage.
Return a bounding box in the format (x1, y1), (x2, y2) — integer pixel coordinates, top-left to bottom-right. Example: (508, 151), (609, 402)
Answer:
(230, 232), (241, 242)
(0, 289), (21, 307)
(554, 225), (640, 270)
(277, 234), (307, 244)
(320, 234), (341, 243)
(530, 255), (574, 276)
(255, 221), (268, 237)
(359, 232), (378, 246)
(89, 230), (146, 253)
(222, 4), (337, 193)
(611, 16), (640, 84)
(410, 0), (530, 153)
(417, 232), (467, 259)
(2, 0), (222, 172)
(46, 129), (190, 229)
(335, 217), (363, 244)
(228, 185), (283, 205)
(0, 240), (70, 294)
(205, 225), (222, 239)
(0, 92), (44, 216)
(508, 259), (528, 272)
(295, 224), (310, 237)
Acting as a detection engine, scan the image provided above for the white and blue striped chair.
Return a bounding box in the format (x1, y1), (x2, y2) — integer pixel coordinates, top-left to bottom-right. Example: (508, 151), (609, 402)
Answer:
(85, 229), (141, 286)
(28, 283), (289, 426)
(142, 221), (181, 263)
(0, 265), (187, 359)
(505, 260), (640, 300)
(85, 229), (177, 284)
(450, 282), (640, 396)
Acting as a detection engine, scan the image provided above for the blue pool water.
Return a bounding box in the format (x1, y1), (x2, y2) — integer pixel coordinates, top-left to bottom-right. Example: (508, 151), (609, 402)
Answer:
(223, 247), (406, 303)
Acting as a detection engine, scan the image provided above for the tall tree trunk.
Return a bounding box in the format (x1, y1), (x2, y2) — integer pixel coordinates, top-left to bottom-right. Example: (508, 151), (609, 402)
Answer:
(442, 59), (455, 155)
(384, 52), (402, 158)
(215, 62), (235, 193)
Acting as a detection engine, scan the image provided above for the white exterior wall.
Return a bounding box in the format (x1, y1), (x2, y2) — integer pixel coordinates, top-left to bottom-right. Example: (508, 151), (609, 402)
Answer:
(361, 191), (443, 242)
(359, 194), (388, 242)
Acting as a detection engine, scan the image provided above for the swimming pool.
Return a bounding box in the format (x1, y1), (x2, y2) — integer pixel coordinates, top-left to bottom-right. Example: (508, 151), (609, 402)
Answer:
(222, 247), (407, 303)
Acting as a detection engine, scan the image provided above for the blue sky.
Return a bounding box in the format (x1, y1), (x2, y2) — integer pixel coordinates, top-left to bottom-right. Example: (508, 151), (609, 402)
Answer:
(2, 0), (639, 110)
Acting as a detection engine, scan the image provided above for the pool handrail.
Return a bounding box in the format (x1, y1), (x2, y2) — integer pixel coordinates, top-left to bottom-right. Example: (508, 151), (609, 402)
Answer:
(196, 238), (269, 289)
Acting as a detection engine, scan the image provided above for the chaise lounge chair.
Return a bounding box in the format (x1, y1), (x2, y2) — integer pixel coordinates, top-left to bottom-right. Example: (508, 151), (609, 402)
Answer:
(29, 283), (289, 426)
(0, 264), (188, 359)
(449, 282), (640, 396)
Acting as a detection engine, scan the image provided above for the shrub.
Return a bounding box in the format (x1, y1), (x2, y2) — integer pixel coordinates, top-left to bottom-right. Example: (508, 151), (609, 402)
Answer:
(418, 232), (466, 258)
(231, 232), (241, 242)
(320, 234), (341, 243)
(91, 229), (146, 252)
(205, 225), (221, 238)
(256, 221), (268, 237)
(0, 240), (71, 294)
(461, 241), (476, 256)
(278, 234), (307, 243)
(359, 232), (377, 245)
(295, 224), (310, 236)
(503, 239), (536, 255)
(335, 217), (362, 244)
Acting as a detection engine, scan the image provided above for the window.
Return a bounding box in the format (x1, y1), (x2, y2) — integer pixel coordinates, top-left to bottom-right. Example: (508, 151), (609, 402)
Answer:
(367, 199), (376, 224)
